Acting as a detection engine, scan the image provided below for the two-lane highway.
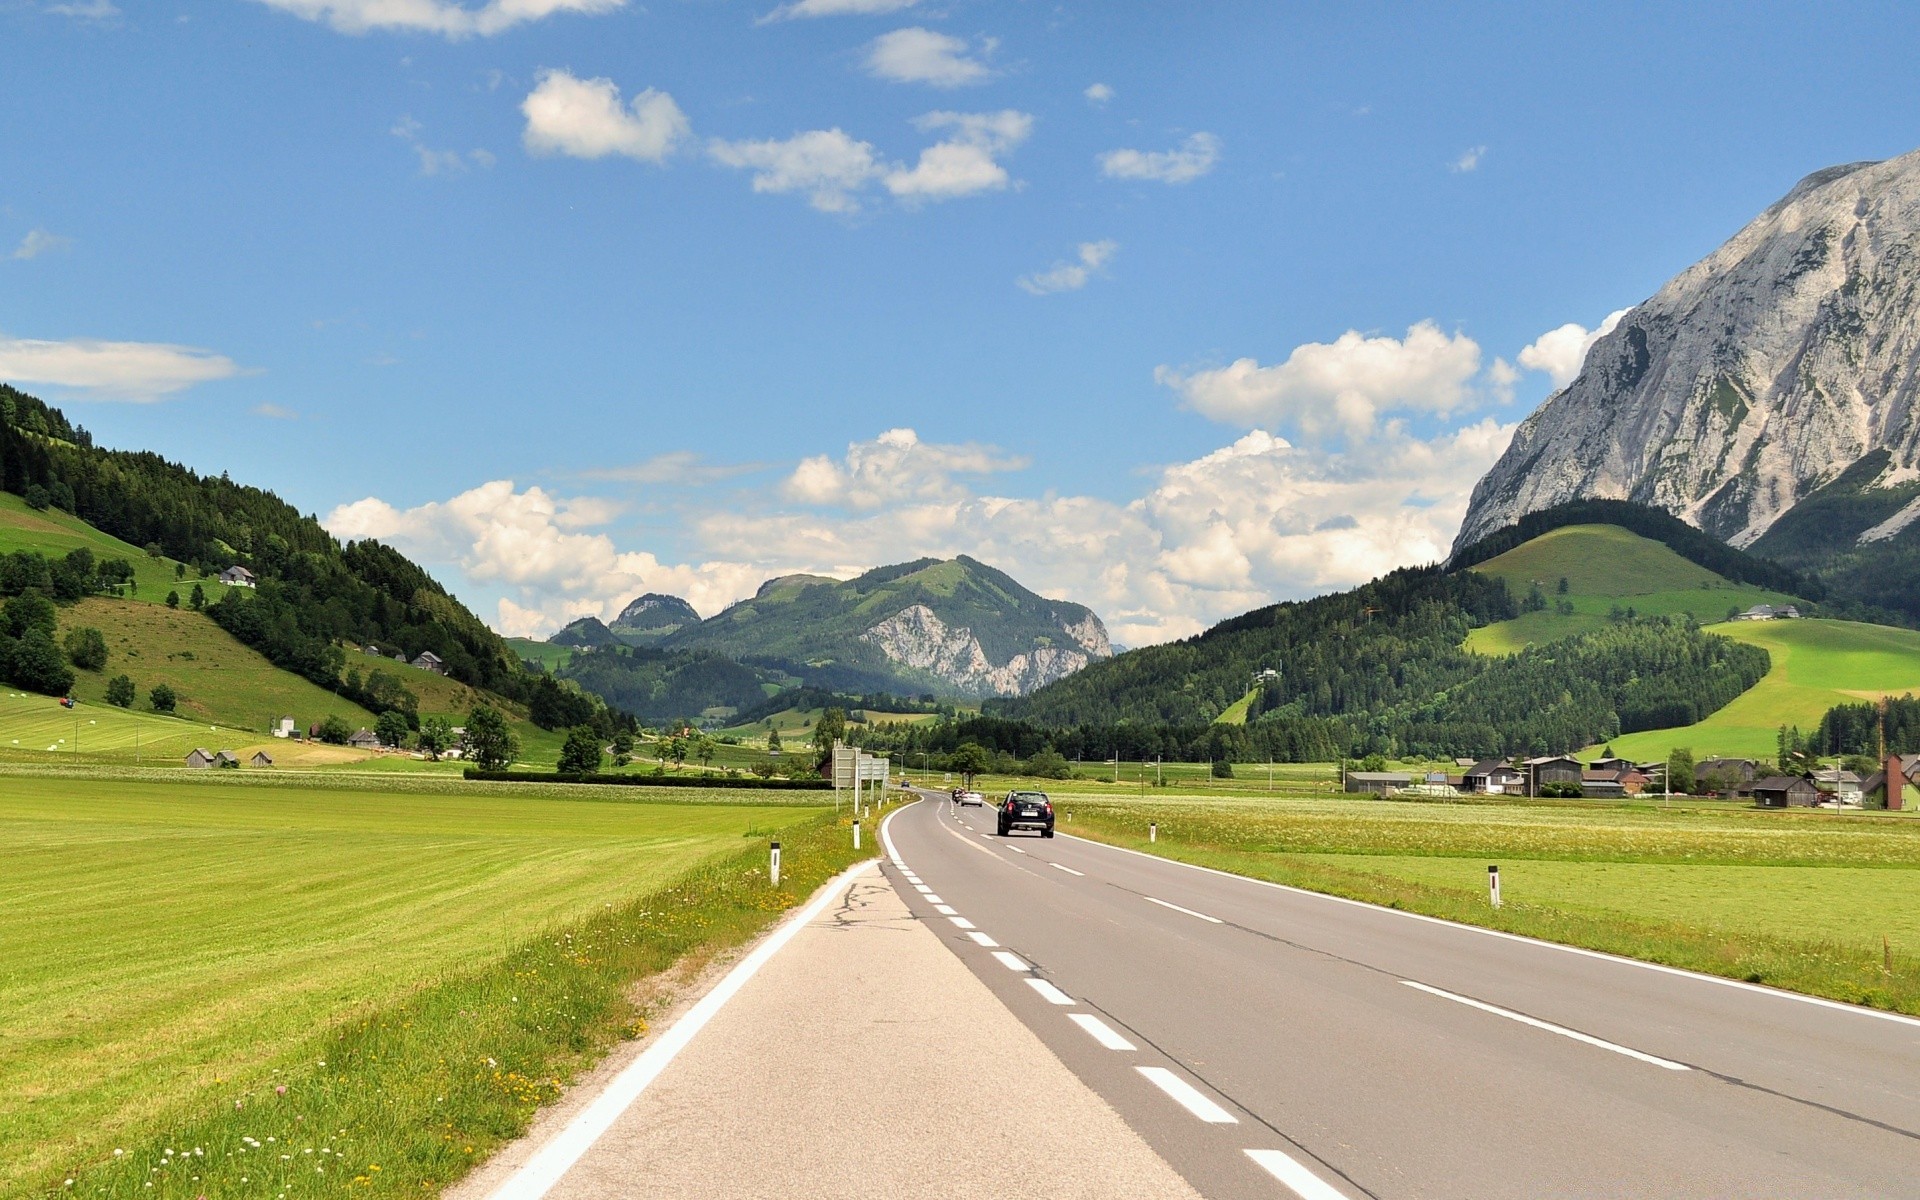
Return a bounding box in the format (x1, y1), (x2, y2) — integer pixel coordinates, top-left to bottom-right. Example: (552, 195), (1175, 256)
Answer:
(883, 790), (1920, 1198)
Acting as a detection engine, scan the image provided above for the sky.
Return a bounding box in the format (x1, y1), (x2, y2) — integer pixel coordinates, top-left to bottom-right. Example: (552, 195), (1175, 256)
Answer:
(4, 1), (1920, 647)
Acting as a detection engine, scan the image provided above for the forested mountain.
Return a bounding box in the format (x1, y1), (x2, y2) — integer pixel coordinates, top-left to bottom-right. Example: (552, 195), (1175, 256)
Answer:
(609, 593), (700, 643)
(553, 647), (778, 722)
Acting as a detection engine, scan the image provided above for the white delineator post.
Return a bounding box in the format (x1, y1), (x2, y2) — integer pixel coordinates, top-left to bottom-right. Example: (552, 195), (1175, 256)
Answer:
(853, 819), (861, 851)
(1150, 821), (1158, 844)
(770, 841), (781, 888)
(1488, 864), (1502, 908)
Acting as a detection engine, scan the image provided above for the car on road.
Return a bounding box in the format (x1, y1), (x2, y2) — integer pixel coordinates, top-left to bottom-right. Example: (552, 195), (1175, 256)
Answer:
(996, 790), (1054, 837)
(957, 790), (986, 807)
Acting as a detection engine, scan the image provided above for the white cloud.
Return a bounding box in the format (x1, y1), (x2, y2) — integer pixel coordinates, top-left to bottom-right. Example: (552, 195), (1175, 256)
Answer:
(1158, 321), (1486, 438)
(390, 116), (494, 176)
(253, 402), (298, 420)
(46, 0), (119, 20)
(708, 128), (883, 213)
(782, 428), (1027, 510)
(1450, 144), (1487, 173)
(521, 71), (689, 163)
(578, 450), (762, 486)
(883, 109), (1031, 201)
(1098, 132), (1220, 184)
(11, 229), (72, 260)
(251, 0), (623, 39)
(1017, 239), (1117, 295)
(0, 334), (246, 401)
(760, 0), (917, 19)
(864, 27), (990, 87)
(1517, 309), (1630, 389)
(1084, 82), (1113, 105)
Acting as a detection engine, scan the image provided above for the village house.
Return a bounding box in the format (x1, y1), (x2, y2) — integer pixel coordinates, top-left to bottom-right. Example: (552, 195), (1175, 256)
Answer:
(1581, 767), (1651, 799)
(1753, 776), (1820, 808)
(1734, 603), (1801, 621)
(1696, 757), (1758, 794)
(1462, 759), (1525, 794)
(1345, 771), (1411, 795)
(271, 716), (296, 739)
(410, 651), (446, 675)
(1589, 756), (1637, 774)
(218, 565), (257, 588)
(1811, 768), (1863, 805)
(347, 727), (381, 751)
(1522, 755), (1584, 796)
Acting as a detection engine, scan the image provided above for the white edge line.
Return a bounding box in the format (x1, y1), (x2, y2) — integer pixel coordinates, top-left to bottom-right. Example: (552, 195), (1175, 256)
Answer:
(1068, 1012), (1136, 1051)
(966, 931), (999, 947)
(1244, 1148), (1348, 1200)
(1136, 1065), (1237, 1123)
(1145, 895), (1223, 924)
(991, 950), (1031, 971)
(1026, 977), (1075, 1005)
(483, 857), (878, 1200)
(948, 915), (977, 929)
(1049, 862), (1085, 876)
(933, 904), (957, 915)
(1058, 831), (1920, 1029)
(1402, 980), (1689, 1071)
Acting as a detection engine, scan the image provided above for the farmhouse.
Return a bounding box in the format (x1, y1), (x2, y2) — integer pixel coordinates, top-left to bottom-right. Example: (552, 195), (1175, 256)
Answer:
(347, 727), (381, 750)
(250, 750), (274, 767)
(1581, 768), (1650, 798)
(1734, 603), (1801, 621)
(410, 651), (446, 675)
(1696, 757), (1758, 793)
(1811, 768), (1862, 805)
(1522, 755), (1584, 796)
(1589, 756), (1637, 774)
(218, 565), (257, 588)
(1753, 776), (1820, 808)
(272, 716), (296, 739)
(1345, 771), (1411, 795)
(1462, 759), (1524, 794)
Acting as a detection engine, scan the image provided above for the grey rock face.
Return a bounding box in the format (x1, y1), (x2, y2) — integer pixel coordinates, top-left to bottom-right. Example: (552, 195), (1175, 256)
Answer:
(1457, 149), (1920, 552)
(860, 603), (1112, 696)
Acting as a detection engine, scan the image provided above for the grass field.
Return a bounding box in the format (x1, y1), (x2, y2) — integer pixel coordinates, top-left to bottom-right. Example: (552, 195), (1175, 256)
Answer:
(1604, 618), (1920, 761)
(0, 774), (836, 1196)
(1463, 524), (1794, 654)
(0, 491), (233, 608)
(503, 637), (572, 672)
(1056, 790), (1920, 1015)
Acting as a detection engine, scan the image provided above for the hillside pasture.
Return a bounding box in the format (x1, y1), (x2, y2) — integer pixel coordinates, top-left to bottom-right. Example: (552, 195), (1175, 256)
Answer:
(0, 490), (232, 607)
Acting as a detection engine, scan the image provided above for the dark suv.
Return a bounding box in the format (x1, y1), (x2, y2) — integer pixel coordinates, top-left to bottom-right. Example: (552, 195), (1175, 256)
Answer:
(997, 790), (1055, 838)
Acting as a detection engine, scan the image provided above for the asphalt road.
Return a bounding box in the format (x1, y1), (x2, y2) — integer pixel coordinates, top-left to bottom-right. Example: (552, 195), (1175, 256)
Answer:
(884, 790), (1920, 1199)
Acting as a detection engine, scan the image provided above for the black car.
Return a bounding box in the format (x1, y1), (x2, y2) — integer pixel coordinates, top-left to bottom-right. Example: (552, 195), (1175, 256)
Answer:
(996, 790), (1055, 838)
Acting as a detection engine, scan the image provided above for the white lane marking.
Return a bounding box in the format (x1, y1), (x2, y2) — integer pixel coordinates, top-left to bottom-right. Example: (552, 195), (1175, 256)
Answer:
(1402, 981), (1689, 1071)
(1006, 846), (1028, 855)
(991, 950), (1031, 972)
(1068, 1012), (1136, 1051)
(1026, 978), (1075, 1005)
(1059, 829), (1920, 1030)
(965, 931), (999, 947)
(1244, 1148), (1348, 1200)
(934, 904), (958, 915)
(922, 894), (945, 904)
(1136, 1066), (1237, 1124)
(913, 884), (933, 894)
(948, 915), (977, 930)
(482, 860), (877, 1200)
(1049, 862), (1084, 876)
(1145, 896), (1223, 924)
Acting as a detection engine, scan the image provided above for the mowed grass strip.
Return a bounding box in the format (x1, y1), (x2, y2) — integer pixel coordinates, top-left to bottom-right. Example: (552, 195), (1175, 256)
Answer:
(1059, 795), (1920, 1014)
(0, 777), (836, 1195)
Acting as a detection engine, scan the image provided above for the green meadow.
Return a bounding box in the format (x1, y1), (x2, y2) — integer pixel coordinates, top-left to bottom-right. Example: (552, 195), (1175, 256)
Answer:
(0, 491), (232, 608)
(0, 774), (836, 1196)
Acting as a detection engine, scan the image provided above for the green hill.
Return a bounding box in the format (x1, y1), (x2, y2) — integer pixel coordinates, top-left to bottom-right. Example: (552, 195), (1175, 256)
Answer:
(0, 491), (236, 608)
(1464, 524), (1797, 653)
(609, 592), (701, 643)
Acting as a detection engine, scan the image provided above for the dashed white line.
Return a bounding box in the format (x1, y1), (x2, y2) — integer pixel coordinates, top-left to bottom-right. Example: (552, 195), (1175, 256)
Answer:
(948, 915), (977, 930)
(1145, 896), (1224, 924)
(1244, 1148), (1348, 1200)
(1068, 1012), (1136, 1051)
(913, 884), (932, 894)
(991, 951), (1031, 972)
(934, 904), (958, 916)
(1402, 981), (1690, 1071)
(1136, 1066), (1237, 1124)
(922, 894), (945, 904)
(1026, 978), (1075, 1005)
(965, 931), (998, 947)
(1049, 862), (1084, 876)
(1006, 846), (1028, 854)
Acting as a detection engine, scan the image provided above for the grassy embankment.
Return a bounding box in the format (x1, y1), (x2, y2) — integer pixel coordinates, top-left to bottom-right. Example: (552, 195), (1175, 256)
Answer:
(1046, 786), (1920, 1014)
(4, 772), (889, 1198)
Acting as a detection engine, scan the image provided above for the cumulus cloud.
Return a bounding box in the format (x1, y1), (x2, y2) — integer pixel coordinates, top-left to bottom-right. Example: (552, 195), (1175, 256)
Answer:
(1450, 144), (1487, 173)
(11, 229), (72, 260)
(250, 0), (623, 38)
(1017, 239), (1117, 295)
(760, 0), (916, 19)
(708, 128), (883, 213)
(1084, 82), (1113, 105)
(783, 428), (1027, 510)
(1158, 321), (1487, 438)
(521, 71), (689, 163)
(883, 109), (1031, 201)
(1098, 132), (1219, 184)
(0, 334), (246, 401)
(1517, 309), (1630, 389)
(864, 27), (990, 87)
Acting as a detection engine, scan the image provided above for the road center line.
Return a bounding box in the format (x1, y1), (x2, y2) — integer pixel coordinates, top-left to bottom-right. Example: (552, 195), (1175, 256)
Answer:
(1026, 978), (1075, 1005)
(1402, 980), (1690, 1071)
(1049, 862), (1085, 876)
(1136, 1066), (1238, 1124)
(965, 931), (999, 947)
(991, 950), (1031, 972)
(1068, 1012), (1136, 1051)
(1145, 896), (1224, 924)
(1244, 1148), (1349, 1200)
(1006, 846), (1028, 854)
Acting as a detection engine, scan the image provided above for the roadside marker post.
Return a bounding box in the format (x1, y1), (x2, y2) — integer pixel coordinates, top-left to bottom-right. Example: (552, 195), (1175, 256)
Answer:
(853, 819), (861, 851)
(1150, 821), (1158, 843)
(770, 841), (781, 888)
(1488, 864), (1502, 908)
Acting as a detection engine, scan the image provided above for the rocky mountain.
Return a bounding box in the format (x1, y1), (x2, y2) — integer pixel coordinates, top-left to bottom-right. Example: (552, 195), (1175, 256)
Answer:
(662, 556), (1111, 698)
(551, 615), (620, 649)
(1457, 149), (1920, 556)
(608, 592), (701, 643)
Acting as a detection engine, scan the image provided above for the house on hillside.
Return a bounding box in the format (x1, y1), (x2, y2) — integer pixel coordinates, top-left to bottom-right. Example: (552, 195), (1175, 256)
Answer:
(1753, 776), (1819, 808)
(347, 727), (381, 750)
(1345, 771), (1411, 795)
(185, 748), (217, 768)
(1462, 759), (1525, 794)
(250, 750), (274, 767)
(1812, 768), (1863, 805)
(218, 565), (257, 588)
(1734, 604), (1801, 621)
(1522, 755), (1584, 796)
(410, 651), (446, 675)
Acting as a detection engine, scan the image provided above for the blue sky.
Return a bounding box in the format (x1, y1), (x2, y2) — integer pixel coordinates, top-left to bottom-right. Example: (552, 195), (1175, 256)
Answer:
(4, 1), (1918, 644)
